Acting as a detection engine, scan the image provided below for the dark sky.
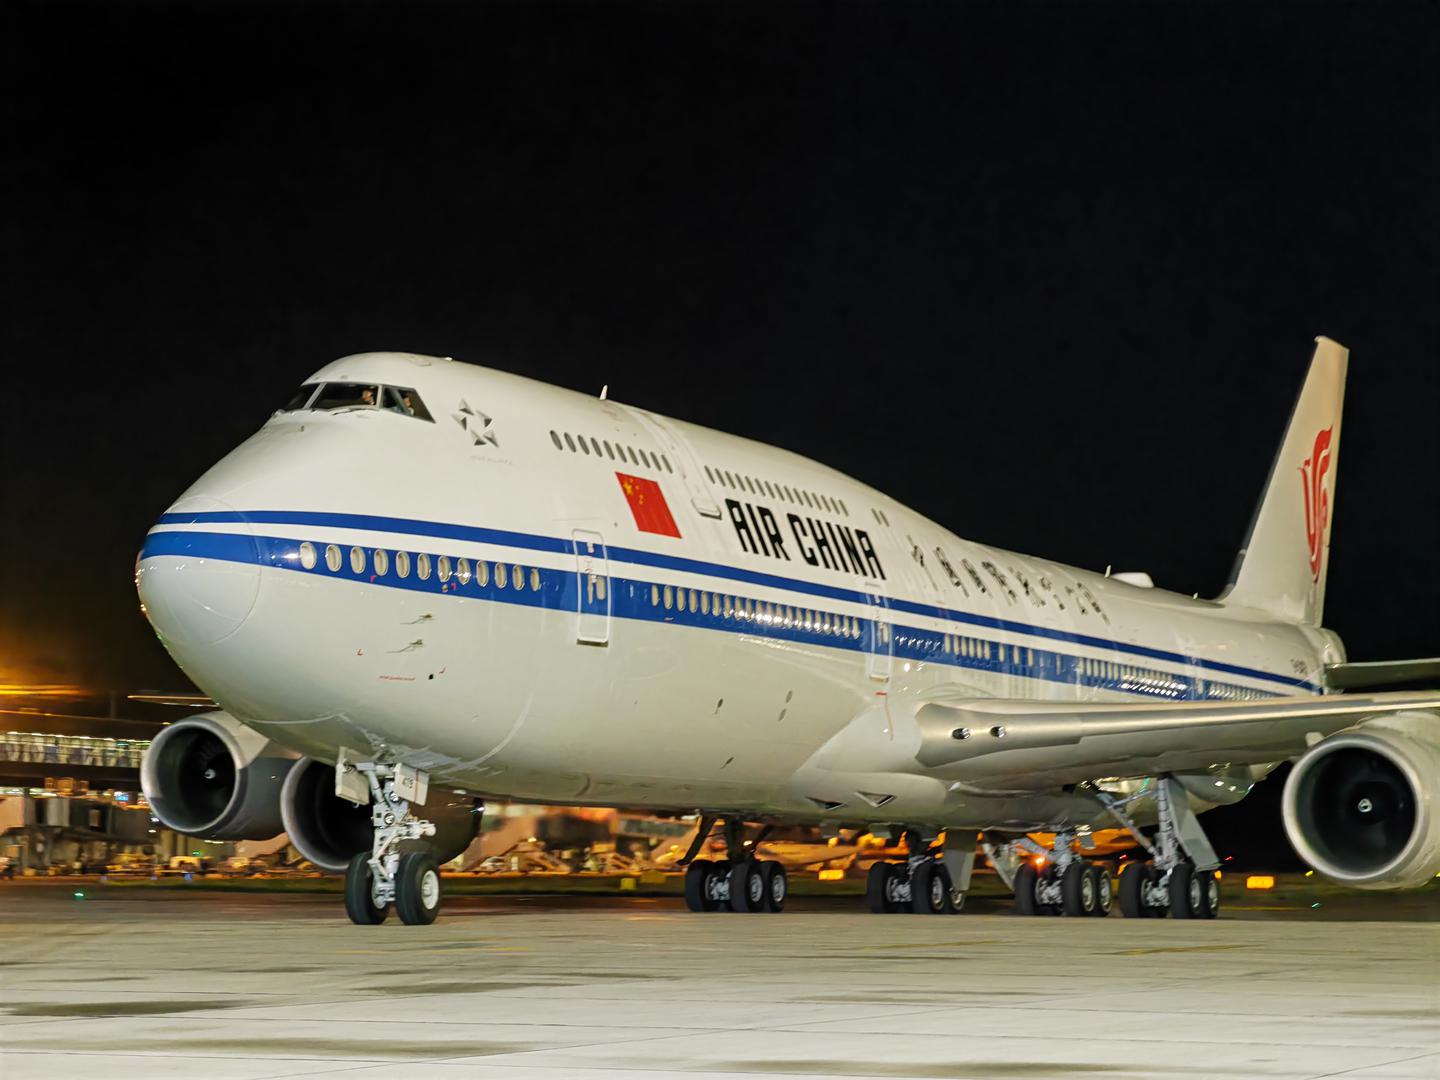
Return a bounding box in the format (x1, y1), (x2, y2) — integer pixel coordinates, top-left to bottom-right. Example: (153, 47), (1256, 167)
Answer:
(3, 0), (1436, 693)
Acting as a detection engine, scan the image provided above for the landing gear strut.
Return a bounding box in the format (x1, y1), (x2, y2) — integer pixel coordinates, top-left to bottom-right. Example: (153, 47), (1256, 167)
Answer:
(864, 829), (972, 915)
(342, 761), (442, 926)
(681, 817), (787, 913)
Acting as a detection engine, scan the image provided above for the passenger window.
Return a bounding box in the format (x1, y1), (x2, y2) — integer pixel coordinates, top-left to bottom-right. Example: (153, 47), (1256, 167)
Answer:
(494, 563), (508, 588)
(564, 433), (576, 452)
(350, 546), (366, 574)
(651, 584), (660, 606)
(512, 564), (523, 589)
(394, 551), (410, 578)
(325, 544), (342, 572)
(689, 589), (698, 613)
(313, 383), (380, 411)
(456, 558), (471, 585)
(416, 553), (431, 580)
(373, 550), (389, 576)
(437, 555), (452, 583)
(298, 541), (317, 570)
(530, 567), (541, 591)
(476, 560), (489, 587)
(663, 585), (673, 610)
(550, 431), (563, 450)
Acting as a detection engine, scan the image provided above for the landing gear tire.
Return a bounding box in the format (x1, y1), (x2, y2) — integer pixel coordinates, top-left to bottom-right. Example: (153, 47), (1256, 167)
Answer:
(934, 863), (958, 913)
(1061, 862), (1098, 917)
(1197, 869), (1220, 919)
(865, 861), (894, 914)
(761, 861), (787, 913)
(728, 859), (765, 913)
(1168, 861), (1200, 919)
(911, 862), (949, 915)
(1118, 861), (1152, 918)
(684, 859), (716, 912)
(1090, 865), (1113, 917)
(394, 852), (441, 926)
(344, 853), (388, 925)
(1013, 862), (1041, 916)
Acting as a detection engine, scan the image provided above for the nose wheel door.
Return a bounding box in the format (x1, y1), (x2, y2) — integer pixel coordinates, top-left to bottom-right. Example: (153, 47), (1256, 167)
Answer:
(573, 529), (610, 645)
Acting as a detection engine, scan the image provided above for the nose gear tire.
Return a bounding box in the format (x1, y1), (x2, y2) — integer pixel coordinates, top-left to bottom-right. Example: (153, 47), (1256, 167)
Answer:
(344, 853), (389, 925)
(395, 852), (441, 925)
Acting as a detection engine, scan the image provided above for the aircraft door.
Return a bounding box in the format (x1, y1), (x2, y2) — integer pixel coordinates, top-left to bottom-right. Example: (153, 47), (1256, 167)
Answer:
(618, 405), (723, 522)
(572, 529), (610, 646)
(865, 582), (892, 681)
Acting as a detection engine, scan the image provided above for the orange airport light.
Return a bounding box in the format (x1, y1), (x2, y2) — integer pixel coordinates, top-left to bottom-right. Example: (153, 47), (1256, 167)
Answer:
(817, 869), (845, 881)
(1246, 875), (1275, 890)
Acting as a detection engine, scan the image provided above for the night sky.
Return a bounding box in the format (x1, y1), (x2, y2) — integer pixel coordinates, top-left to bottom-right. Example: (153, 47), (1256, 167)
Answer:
(3, 0), (1436, 695)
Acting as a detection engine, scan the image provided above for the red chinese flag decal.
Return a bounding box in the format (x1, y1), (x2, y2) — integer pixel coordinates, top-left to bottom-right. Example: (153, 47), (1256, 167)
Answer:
(616, 472), (681, 538)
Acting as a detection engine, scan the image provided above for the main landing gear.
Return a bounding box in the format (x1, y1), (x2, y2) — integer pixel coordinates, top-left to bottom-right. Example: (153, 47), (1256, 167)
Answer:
(1092, 776), (1222, 920)
(991, 778), (1223, 920)
(865, 830), (971, 915)
(681, 817), (788, 913)
(998, 833), (1115, 918)
(342, 761), (443, 926)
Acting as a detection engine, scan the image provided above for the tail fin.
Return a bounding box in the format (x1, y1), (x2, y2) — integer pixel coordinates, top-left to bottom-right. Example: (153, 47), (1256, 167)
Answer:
(1218, 336), (1349, 625)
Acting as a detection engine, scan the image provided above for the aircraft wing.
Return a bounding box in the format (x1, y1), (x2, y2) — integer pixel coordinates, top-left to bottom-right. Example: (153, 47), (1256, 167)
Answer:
(910, 690), (1440, 790)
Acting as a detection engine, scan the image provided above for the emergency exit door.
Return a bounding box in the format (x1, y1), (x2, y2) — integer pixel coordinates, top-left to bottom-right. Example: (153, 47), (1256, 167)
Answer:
(572, 529), (610, 645)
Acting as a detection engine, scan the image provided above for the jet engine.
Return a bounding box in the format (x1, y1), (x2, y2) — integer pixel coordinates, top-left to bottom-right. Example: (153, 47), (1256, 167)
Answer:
(280, 757), (481, 872)
(140, 711), (298, 840)
(1282, 719), (1440, 889)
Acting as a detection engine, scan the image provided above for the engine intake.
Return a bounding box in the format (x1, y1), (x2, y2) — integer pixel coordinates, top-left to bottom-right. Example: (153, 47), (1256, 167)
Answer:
(140, 711), (297, 840)
(1283, 721), (1440, 890)
(280, 758), (481, 872)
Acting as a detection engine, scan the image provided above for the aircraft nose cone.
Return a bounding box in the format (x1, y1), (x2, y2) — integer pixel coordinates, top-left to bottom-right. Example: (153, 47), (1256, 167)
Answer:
(138, 496), (262, 647)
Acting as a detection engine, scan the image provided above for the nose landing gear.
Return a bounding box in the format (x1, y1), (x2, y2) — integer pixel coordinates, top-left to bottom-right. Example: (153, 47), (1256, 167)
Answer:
(340, 761), (442, 926)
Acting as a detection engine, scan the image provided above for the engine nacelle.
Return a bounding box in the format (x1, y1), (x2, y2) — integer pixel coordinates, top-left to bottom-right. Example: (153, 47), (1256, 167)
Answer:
(280, 757), (481, 872)
(140, 711), (298, 840)
(1283, 719), (1440, 890)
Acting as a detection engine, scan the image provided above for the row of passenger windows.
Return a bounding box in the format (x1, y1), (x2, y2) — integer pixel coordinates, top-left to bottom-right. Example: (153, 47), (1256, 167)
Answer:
(648, 584), (865, 640)
(281, 382), (433, 421)
(550, 430), (671, 474)
(938, 634), (1033, 664)
(292, 544), (1268, 699)
(298, 541), (545, 593)
(703, 465), (848, 517)
(1209, 681), (1267, 701)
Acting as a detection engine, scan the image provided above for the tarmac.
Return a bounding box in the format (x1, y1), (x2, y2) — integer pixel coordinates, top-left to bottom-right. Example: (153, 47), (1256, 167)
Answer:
(0, 880), (1437, 1080)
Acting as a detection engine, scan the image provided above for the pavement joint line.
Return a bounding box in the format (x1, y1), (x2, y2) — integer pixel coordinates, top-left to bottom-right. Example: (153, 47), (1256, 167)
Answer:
(1304, 1050), (1440, 1079)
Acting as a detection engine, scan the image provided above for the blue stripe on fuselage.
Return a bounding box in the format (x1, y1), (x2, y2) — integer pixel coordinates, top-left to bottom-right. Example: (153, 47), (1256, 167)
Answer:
(150, 510), (1317, 693)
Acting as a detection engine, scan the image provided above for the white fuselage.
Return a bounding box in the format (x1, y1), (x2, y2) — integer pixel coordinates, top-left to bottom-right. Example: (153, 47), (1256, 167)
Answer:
(137, 353), (1340, 831)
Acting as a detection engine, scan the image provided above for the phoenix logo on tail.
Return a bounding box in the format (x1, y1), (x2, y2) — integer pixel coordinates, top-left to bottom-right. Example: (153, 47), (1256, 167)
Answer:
(1300, 426), (1333, 581)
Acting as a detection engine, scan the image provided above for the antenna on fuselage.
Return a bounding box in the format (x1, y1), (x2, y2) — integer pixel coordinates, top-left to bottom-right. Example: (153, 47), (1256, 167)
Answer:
(599, 384), (609, 400)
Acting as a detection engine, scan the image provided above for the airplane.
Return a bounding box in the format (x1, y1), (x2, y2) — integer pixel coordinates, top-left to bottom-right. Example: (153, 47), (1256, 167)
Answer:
(135, 337), (1440, 925)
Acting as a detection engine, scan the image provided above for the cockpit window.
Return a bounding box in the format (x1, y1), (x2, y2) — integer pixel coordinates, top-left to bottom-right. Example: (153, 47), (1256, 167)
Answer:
(278, 381), (434, 421)
(382, 386), (433, 422)
(310, 383), (380, 410)
(282, 384), (320, 410)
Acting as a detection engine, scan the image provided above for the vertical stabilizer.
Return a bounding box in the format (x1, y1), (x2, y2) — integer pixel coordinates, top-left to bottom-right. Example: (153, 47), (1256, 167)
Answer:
(1218, 337), (1348, 625)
